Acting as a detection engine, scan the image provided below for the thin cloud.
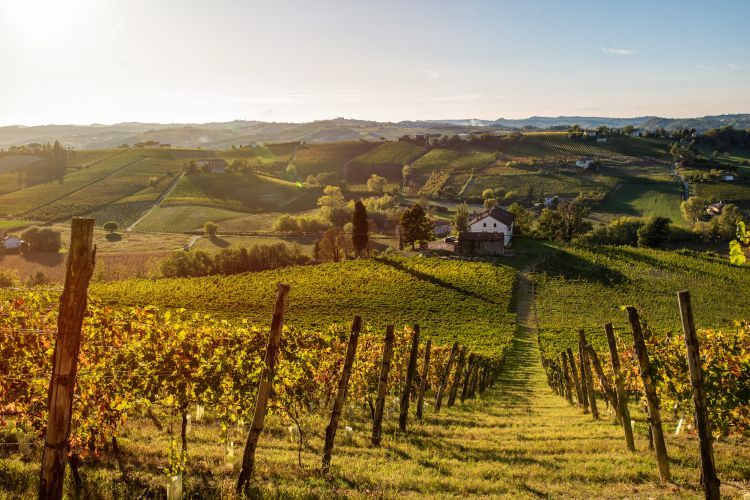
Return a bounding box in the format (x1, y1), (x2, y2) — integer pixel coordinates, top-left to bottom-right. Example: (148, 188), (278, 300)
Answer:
(602, 46), (634, 55)
(421, 70), (440, 79)
(728, 64), (741, 71)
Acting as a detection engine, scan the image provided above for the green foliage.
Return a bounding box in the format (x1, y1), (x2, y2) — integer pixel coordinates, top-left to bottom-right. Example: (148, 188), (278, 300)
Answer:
(399, 204), (433, 248)
(681, 196), (707, 225)
(636, 216), (671, 248)
(103, 221), (119, 233)
(366, 174), (387, 194)
(453, 202), (470, 234)
(507, 203), (532, 235)
(20, 226), (61, 252)
(203, 221), (218, 236)
(0, 268), (19, 288)
(273, 214), (329, 233)
(351, 200), (368, 254)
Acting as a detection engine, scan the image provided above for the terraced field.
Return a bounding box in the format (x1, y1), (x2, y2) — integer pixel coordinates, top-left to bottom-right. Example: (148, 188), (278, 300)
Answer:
(411, 148), (497, 172)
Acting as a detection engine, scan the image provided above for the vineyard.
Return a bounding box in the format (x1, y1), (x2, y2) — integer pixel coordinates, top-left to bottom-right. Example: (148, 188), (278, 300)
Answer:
(410, 148), (497, 173)
(289, 141), (379, 177)
(347, 141), (427, 168)
(219, 143), (298, 175)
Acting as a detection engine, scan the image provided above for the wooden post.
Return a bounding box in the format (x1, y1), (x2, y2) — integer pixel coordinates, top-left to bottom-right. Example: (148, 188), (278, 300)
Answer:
(560, 353), (573, 405)
(415, 338), (431, 421)
(460, 353), (476, 403)
(434, 342), (458, 412)
(468, 357), (480, 398)
(578, 330), (598, 418)
(626, 306), (670, 482)
(677, 291), (720, 499)
(577, 343), (590, 414)
(447, 346), (467, 407)
(399, 326), (420, 431)
(322, 316), (361, 471)
(237, 283), (290, 492)
(39, 218), (96, 500)
(371, 325), (395, 446)
(604, 323), (635, 452)
(585, 344), (619, 420)
(566, 348), (583, 406)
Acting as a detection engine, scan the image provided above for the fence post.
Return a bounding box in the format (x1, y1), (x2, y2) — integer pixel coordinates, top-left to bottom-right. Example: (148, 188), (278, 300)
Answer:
(236, 283), (290, 493)
(399, 326), (420, 431)
(576, 342), (590, 414)
(468, 357), (481, 398)
(39, 218), (96, 500)
(447, 346), (467, 407)
(460, 353), (476, 403)
(626, 306), (670, 482)
(585, 344), (619, 421)
(371, 325), (396, 446)
(566, 348), (583, 406)
(415, 339), (431, 421)
(322, 316), (362, 472)
(677, 291), (720, 499)
(604, 323), (635, 452)
(560, 353), (573, 405)
(434, 342), (458, 412)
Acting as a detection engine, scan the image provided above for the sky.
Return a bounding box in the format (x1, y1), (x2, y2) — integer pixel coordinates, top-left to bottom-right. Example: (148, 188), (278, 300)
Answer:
(0, 0), (749, 125)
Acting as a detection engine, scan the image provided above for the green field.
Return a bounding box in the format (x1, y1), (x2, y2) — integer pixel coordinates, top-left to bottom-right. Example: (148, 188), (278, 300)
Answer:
(134, 204), (254, 232)
(219, 142), (297, 174)
(348, 141), (427, 167)
(694, 179), (750, 208)
(92, 256), (517, 356)
(461, 168), (620, 199)
(594, 181), (684, 224)
(533, 242), (750, 356)
(507, 133), (670, 159)
(290, 141), (378, 177)
(410, 148), (497, 172)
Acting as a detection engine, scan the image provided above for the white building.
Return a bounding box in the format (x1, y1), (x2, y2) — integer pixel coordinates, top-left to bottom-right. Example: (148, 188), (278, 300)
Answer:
(467, 207), (515, 246)
(2, 236), (22, 251)
(575, 158), (594, 169)
(723, 175), (735, 182)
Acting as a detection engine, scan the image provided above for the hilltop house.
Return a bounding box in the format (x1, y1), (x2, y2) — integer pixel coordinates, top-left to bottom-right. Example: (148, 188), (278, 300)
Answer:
(575, 158), (594, 169)
(194, 158), (228, 173)
(467, 207), (515, 246)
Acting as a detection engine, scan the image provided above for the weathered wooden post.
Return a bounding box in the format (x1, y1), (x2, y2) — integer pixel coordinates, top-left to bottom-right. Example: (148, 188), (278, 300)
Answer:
(434, 342), (458, 412)
(322, 316), (362, 471)
(236, 283), (290, 493)
(415, 338), (431, 421)
(468, 357), (481, 398)
(39, 218), (96, 500)
(585, 344), (619, 420)
(399, 326), (420, 431)
(604, 323), (635, 452)
(677, 291), (720, 499)
(372, 325), (396, 446)
(560, 353), (573, 405)
(460, 353), (476, 403)
(576, 344), (590, 413)
(447, 346), (467, 407)
(626, 306), (670, 482)
(566, 348), (583, 406)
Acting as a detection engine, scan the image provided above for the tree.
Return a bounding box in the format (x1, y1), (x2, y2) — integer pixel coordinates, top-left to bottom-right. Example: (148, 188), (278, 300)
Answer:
(399, 204), (434, 249)
(286, 163), (298, 180)
(453, 202), (470, 234)
(507, 203), (532, 235)
(483, 198), (498, 210)
(103, 221), (119, 233)
(481, 188), (495, 200)
(317, 185), (351, 226)
(366, 174), (387, 194)
(316, 228), (354, 262)
(401, 165), (412, 186)
(52, 140), (66, 179)
(680, 196), (707, 225)
(717, 204), (743, 240)
(20, 226), (61, 253)
(204, 221), (218, 237)
(556, 200), (592, 242)
(637, 217), (671, 247)
(535, 208), (564, 241)
(351, 200), (369, 256)
(0, 269), (19, 288)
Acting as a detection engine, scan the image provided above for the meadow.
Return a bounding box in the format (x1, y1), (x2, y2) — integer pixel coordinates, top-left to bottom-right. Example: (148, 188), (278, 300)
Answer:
(592, 180), (684, 224)
(348, 141), (427, 168)
(694, 178), (750, 208)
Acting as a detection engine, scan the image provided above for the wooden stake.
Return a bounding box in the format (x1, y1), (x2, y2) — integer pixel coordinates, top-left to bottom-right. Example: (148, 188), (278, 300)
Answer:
(677, 291), (720, 499)
(585, 344), (619, 420)
(415, 338), (431, 421)
(434, 342), (458, 412)
(460, 353), (476, 403)
(236, 283), (290, 493)
(39, 218), (96, 500)
(371, 325), (395, 446)
(447, 346), (467, 407)
(604, 323), (635, 452)
(577, 341), (590, 414)
(399, 326), (420, 431)
(322, 316), (361, 471)
(566, 348), (583, 407)
(626, 306), (670, 482)
(560, 353), (573, 405)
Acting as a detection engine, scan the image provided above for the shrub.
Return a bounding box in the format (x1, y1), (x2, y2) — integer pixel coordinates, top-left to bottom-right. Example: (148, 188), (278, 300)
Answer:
(103, 221), (119, 233)
(0, 268), (19, 288)
(204, 221), (218, 236)
(21, 226), (61, 253)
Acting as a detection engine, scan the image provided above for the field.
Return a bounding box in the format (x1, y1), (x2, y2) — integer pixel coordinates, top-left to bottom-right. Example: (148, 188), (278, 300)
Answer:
(290, 141), (379, 177)
(348, 141), (427, 168)
(592, 180), (684, 225)
(93, 256), (517, 356)
(460, 167), (620, 199)
(694, 179), (750, 208)
(506, 133), (670, 159)
(410, 148), (497, 173)
(135, 205), (255, 233)
(531, 242), (750, 356)
(219, 142), (297, 174)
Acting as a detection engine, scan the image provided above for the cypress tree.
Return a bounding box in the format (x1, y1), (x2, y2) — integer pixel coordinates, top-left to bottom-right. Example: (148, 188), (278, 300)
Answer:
(352, 200), (369, 256)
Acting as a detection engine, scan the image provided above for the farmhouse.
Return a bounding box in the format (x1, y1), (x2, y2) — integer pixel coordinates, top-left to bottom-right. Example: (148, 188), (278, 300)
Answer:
(433, 219), (452, 236)
(467, 207), (515, 246)
(426, 133), (443, 146)
(456, 232), (505, 256)
(723, 175), (735, 182)
(2, 236), (22, 251)
(575, 158), (594, 169)
(194, 158), (228, 173)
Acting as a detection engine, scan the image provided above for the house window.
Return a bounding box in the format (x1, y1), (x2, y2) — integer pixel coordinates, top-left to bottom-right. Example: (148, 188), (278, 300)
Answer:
(493, 223), (497, 227)
(483, 222), (486, 227)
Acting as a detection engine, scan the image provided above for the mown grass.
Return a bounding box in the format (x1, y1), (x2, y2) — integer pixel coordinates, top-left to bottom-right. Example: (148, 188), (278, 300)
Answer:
(92, 256), (517, 356)
(594, 181), (684, 225)
(135, 205), (255, 232)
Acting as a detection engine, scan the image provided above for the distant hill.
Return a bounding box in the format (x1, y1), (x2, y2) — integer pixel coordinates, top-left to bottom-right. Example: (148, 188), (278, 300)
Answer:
(1, 114), (749, 149)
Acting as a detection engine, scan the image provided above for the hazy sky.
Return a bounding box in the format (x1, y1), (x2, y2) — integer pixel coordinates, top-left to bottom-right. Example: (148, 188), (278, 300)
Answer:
(1, 0), (749, 125)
